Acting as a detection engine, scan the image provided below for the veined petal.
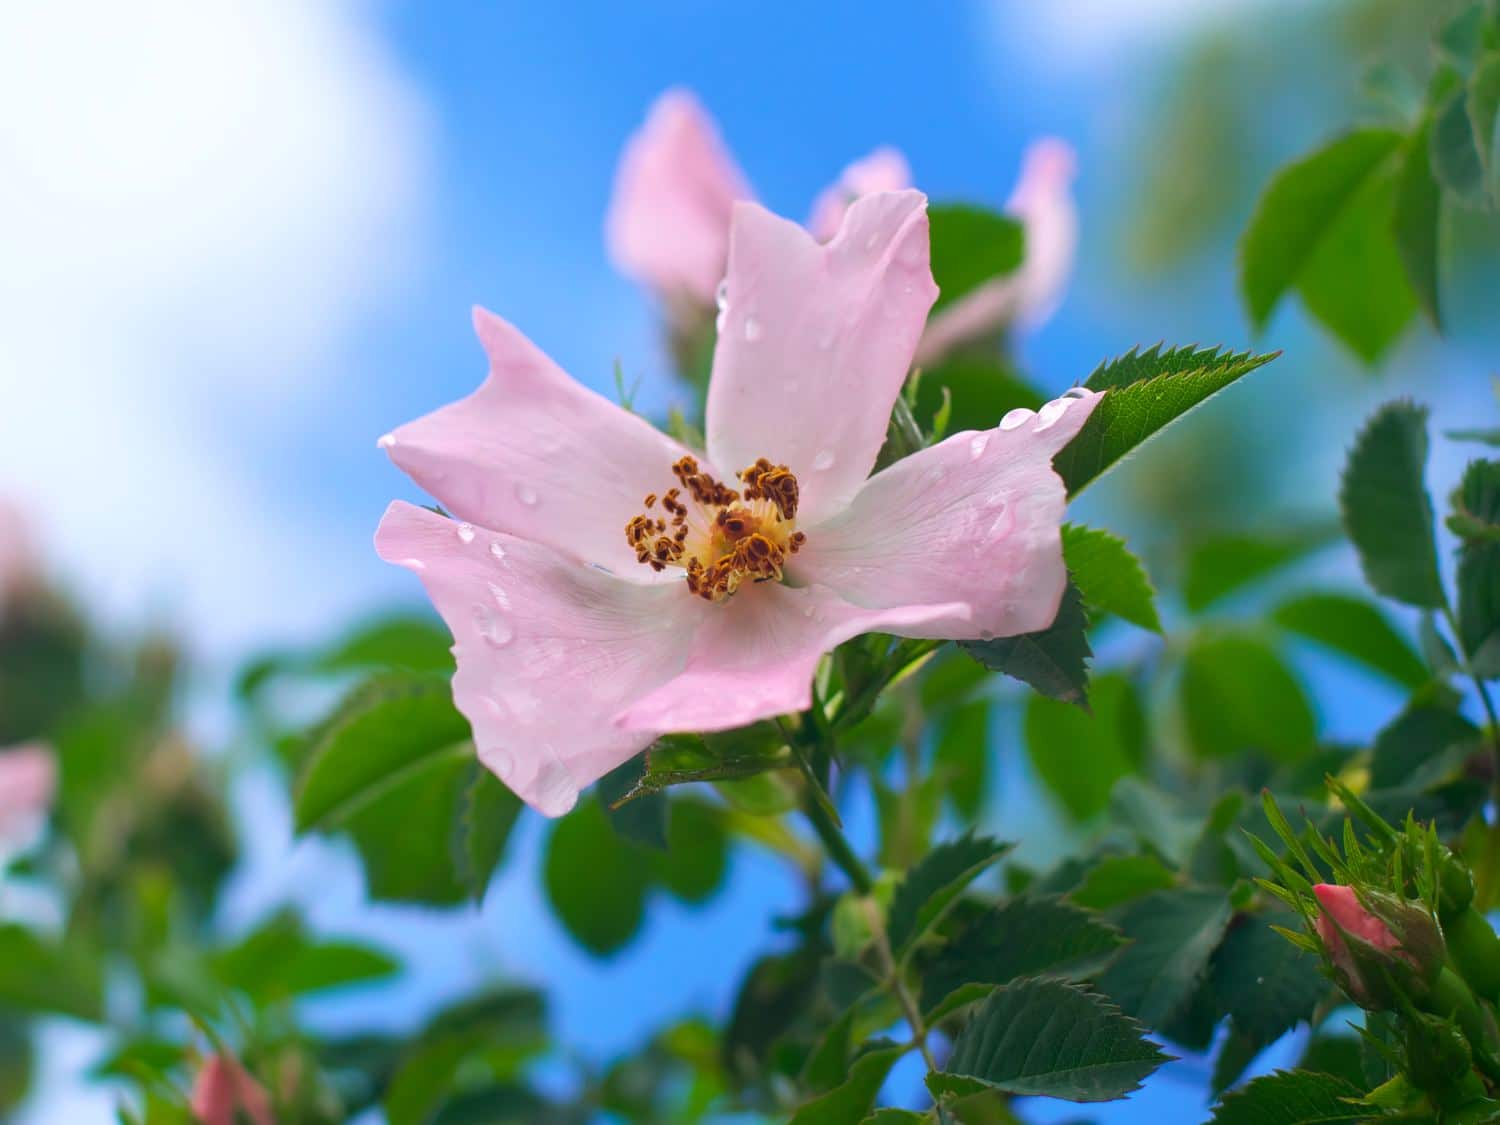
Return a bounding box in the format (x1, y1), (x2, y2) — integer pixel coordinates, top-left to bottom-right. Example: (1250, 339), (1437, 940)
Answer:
(706, 191), (937, 526)
(806, 146), (912, 242)
(791, 389), (1101, 640)
(382, 308), (700, 580)
(376, 501), (702, 816)
(605, 88), (753, 305)
(614, 581), (964, 733)
(915, 137), (1078, 367)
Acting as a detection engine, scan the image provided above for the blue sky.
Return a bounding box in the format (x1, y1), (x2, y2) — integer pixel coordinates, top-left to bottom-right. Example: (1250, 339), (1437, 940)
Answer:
(8, 1), (1499, 1120)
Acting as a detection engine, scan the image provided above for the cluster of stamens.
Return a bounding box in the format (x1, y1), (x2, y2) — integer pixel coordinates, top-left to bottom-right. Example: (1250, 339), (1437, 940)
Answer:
(625, 456), (807, 601)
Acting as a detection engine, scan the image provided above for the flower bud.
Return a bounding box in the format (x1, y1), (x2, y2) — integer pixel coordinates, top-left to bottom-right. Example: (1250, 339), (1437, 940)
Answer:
(190, 1053), (276, 1125)
(1313, 884), (1444, 1010)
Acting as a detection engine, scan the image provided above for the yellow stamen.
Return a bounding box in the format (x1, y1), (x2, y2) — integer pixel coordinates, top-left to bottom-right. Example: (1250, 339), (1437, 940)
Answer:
(624, 456), (806, 601)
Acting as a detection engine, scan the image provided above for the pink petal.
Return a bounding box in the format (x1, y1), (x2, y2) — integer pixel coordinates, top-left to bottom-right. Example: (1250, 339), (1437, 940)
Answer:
(615, 581), (964, 733)
(605, 88), (753, 305)
(0, 742), (55, 843)
(806, 146), (913, 242)
(791, 390), (1101, 640)
(382, 308), (701, 580)
(190, 1054), (276, 1125)
(705, 192), (938, 526)
(915, 137), (1078, 366)
(376, 501), (703, 815)
(1313, 884), (1401, 951)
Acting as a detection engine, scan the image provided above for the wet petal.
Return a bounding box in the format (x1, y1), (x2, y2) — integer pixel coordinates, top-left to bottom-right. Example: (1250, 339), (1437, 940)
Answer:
(376, 501), (702, 815)
(915, 137), (1077, 366)
(791, 389), (1101, 640)
(383, 307), (700, 579)
(706, 191), (937, 525)
(806, 146), (912, 242)
(615, 581), (963, 733)
(605, 88), (753, 305)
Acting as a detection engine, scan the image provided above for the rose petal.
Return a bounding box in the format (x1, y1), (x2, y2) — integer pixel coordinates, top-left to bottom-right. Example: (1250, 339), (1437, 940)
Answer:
(605, 88), (753, 305)
(706, 191), (937, 525)
(382, 308), (701, 580)
(615, 581), (964, 733)
(791, 389), (1101, 640)
(190, 1054), (276, 1125)
(806, 146), (913, 242)
(0, 742), (55, 843)
(376, 501), (702, 815)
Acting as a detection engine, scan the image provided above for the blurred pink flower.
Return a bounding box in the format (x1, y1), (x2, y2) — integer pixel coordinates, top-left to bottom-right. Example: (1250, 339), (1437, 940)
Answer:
(1313, 883), (1418, 1008)
(190, 1052), (276, 1125)
(0, 743), (55, 845)
(0, 500), (41, 607)
(916, 137), (1078, 366)
(379, 190), (1098, 817)
(606, 89), (1077, 356)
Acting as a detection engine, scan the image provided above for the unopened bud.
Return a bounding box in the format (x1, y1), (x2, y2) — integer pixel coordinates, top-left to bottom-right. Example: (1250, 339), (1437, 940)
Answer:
(1313, 884), (1444, 1010)
(190, 1053), (276, 1125)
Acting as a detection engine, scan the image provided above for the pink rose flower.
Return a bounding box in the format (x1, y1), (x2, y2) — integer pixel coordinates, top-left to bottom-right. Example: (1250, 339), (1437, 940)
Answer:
(606, 89), (1077, 357)
(379, 190), (1099, 816)
(189, 1053), (276, 1125)
(0, 743), (56, 845)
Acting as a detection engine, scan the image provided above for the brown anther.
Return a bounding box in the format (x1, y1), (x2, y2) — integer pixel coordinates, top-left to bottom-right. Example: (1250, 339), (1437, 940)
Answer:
(739, 458), (800, 520)
(643, 493), (657, 508)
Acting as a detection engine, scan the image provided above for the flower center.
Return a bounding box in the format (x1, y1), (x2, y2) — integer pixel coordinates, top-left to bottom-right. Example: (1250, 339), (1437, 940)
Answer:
(625, 456), (807, 601)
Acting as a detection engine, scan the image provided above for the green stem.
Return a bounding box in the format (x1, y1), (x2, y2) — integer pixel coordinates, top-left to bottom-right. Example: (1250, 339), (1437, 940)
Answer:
(803, 790), (873, 894)
(1443, 606), (1500, 810)
(862, 898), (938, 1071)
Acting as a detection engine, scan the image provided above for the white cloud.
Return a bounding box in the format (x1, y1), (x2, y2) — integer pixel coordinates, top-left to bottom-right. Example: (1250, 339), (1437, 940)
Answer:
(0, 0), (429, 651)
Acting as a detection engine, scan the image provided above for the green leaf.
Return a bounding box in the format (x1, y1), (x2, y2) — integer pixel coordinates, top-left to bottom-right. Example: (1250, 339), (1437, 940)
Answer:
(1182, 524), (1338, 612)
(789, 1042), (903, 1125)
(928, 204), (1024, 311)
(1391, 120), (1443, 329)
(1062, 525), (1162, 634)
(0, 926), (103, 1021)
(1438, 4), (1487, 74)
(1469, 54), (1500, 200)
(911, 357), (1044, 438)
(1023, 673), (1145, 821)
(457, 766), (522, 904)
(1339, 401), (1445, 609)
(542, 800), (652, 956)
(960, 582), (1091, 706)
(930, 979), (1169, 1102)
(934, 698), (991, 821)
(294, 674), (471, 832)
(1270, 591), (1427, 688)
(1240, 129), (1403, 329)
(655, 798), (729, 904)
(627, 727), (789, 799)
(886, 833), (1013, 958)
(1208, 1069), (1365, 1124)
(597, 755), (667, 851)
(1180, 632), (1317, 762)
(1294, 150), (1416, 363)
(1055, 349), (1277, 497)
(1067, 855), (1178, 911)
(1211, 913), (1326, 1046)
(1374, 705), (1482, 792)
(214, 911), (399, 1003)
(1097, 889), (1233, 1028)
(1432, 88), (1487, 204)
(1453, 460), (1500, 676)
(921, 895), (1125, 1017)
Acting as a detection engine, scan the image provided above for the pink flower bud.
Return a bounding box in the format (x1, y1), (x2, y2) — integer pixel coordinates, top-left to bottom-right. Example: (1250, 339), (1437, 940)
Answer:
(1313, 883), (1443, 1010)
(189, 1053), (276, 1125)
(0, 743), (56, 846)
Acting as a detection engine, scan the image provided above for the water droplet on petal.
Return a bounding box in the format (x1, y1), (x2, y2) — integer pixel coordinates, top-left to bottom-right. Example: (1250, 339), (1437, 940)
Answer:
(714, 278), (730, 331)
(1034, 399), (1071, 431)
(1063, 386), (1091, 399)
(999, 408), (1034, 431)
(812, 449), (835, 471)
(456, 522), (476, 544)
(488, 581), (511, 609)
(968, 433), (990, 460)
(377, 432), (397, 449)
(473, 604), (513, 647)
(531, 755), (579, 817)
(514, 482), (538, 506)
(743, 315), (762, 342)
(489, 541), (507, 562)
(396, 557), (426, 571)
